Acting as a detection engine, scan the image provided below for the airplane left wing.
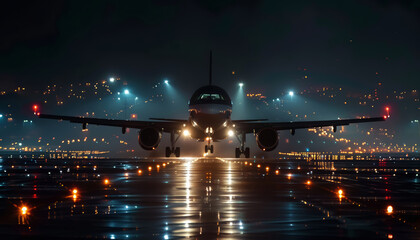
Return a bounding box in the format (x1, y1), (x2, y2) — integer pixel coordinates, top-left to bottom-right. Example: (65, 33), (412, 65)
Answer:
(38, 114), (187, 133)
(234, 116), (386, 134)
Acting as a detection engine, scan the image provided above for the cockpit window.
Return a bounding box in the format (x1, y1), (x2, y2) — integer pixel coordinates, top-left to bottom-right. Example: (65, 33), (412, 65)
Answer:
(189, 85), (232, 106)
(198, 93), (225, 101)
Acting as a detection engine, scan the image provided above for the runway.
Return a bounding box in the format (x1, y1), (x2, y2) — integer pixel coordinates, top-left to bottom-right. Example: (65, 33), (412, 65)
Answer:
(0, 157), (419, 239)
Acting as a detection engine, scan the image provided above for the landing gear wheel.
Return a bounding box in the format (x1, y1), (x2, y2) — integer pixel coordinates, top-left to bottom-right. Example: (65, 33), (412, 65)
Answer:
(175, 147), (180, 157)
(165, 147), (171, 157)
(245, 147), (250, 158)
(210, 145), (214, 154)
(235, 148), (240, 158)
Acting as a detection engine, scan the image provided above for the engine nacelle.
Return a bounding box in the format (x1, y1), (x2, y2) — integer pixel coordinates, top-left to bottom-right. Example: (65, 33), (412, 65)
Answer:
(138, 128), (161, 150)
(256, 128), (279, 151)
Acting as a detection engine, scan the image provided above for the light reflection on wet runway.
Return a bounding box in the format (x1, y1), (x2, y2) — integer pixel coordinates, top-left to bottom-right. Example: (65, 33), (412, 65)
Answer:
(0, 157), (419, 239)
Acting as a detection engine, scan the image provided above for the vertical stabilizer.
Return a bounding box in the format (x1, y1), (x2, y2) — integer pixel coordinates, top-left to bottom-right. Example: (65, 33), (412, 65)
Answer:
(209, 50), (212, 85)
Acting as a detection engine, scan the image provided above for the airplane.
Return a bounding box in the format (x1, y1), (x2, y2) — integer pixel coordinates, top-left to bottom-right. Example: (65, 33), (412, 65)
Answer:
(38, 52), (386, 158)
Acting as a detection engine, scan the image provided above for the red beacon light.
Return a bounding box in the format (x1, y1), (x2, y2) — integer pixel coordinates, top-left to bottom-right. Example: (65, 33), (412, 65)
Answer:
(32, 105), (41, 115)
(383, 106), (390, 119)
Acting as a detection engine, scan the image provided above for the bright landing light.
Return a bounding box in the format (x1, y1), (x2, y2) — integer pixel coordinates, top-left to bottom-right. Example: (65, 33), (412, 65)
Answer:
(183, 129), (190, 137)
(289, 91), (294, 97)
(124, 89), (130, 95)
(228, 129), (234, 137)
(164, 80), (169, 84)
(238, 83), (244, 87)
(109, 77), (115, 82)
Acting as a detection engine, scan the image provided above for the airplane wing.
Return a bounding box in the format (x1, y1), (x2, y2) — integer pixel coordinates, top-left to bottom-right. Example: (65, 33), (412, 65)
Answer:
(38, 114), (187, 132)
(234, 116), (386, 133)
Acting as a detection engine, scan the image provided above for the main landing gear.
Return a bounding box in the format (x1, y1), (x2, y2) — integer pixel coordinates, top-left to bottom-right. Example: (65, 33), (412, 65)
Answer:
(165, 130), (181, 157)
(235, 132), (250, 158)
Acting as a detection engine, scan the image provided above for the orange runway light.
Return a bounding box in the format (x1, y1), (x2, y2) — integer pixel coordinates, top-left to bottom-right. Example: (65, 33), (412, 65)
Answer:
(249, 163), (252, 166)
(275, 170), (279, 175)
(338, 189), (343, 196)
(138, 170), (142, 174)
(162, 163), (166, 167)
(157, 164), (160, 168)
(265, 166), (269, 171)
(306, 180), (311, 185)
(148, 166), (152, 171)
(386, 205), (393, 214)
(72, 188), (78, 194)
(245, 161), (248, 165)
(387, 234), (393, 239)
(257, 164), (261, 168)
(104, 179), (109, 184)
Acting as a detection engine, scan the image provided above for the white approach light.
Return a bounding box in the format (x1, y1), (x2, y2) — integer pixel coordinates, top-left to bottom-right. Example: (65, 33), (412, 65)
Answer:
(124, 89), (130, 95)
(109, 77), (115, 82)
(239, 82), (244, 87)
(164, 80), (169, 84)
(289, 91), (294, 97)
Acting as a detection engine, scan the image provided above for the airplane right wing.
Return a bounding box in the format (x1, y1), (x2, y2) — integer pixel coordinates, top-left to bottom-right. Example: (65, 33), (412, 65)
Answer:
(234, 116), (386, 134)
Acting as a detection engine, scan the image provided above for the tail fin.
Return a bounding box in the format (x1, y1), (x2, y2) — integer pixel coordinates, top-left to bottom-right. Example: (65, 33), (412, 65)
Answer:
(209, 50), (212, 85)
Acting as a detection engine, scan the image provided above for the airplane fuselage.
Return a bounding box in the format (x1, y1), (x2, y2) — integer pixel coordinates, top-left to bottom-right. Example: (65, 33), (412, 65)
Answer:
(188, 85), (233, 142)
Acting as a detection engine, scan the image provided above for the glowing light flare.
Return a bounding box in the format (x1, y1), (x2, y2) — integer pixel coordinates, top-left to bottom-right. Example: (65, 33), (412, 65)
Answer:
(338, 189), (343, 195)
(157, 164), (160, 168)
(257, 164), (261, 168)
(306, 180), (311, 185)
(275, 170), (279, 175)
(104, 179), (110, 185)
(21, 206), (28, 215)
(287, 173), (292, 180)
(109, 77), (115, 82)
(238, 82), (244, 87)
(265, 166), (269, 171)
(289, 91), (294, 97)
(148, 166), (152, 171)
(124, 89), (130, 95)
(72, 188), (78, 194)
(388, 234), (393, 239)
(138, 170), (142, 174)
(183, 129), (191, 137)
(162, 163), (166, 167)
(386, 205), (393, 214)
(227, 129), (234, 137)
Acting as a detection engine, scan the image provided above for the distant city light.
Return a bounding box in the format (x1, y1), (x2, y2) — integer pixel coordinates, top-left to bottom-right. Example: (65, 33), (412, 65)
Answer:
(239, 82), (244, 87)
(387, 205), (393, 214)
(109, 77), (115, 83)
(289, 91), (294, 97)
(164, 80), (169, 84)
(124, 89), (130, 95)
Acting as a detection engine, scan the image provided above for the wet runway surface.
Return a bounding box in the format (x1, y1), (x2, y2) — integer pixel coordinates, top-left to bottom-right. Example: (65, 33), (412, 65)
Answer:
(0, 157), (419, 239)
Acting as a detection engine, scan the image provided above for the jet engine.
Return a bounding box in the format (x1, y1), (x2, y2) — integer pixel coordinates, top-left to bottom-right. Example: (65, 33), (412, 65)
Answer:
(138, 128), (161, 150)
(256, 128), (279, 151)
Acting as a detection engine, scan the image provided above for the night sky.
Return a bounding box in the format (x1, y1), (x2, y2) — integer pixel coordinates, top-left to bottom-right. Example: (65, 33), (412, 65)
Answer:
(1, 1), (419, 95)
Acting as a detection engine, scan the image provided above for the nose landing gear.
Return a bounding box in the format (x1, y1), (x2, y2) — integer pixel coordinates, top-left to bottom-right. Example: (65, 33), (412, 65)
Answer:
(204, 144), (214, 154)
